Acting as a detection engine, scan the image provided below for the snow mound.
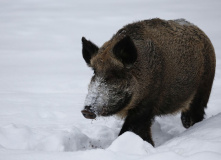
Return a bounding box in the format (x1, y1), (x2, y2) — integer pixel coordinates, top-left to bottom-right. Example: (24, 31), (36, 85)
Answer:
(107, 131), (154, 155)
(159, 113), (221, 156)
(36, 127), (92, 151)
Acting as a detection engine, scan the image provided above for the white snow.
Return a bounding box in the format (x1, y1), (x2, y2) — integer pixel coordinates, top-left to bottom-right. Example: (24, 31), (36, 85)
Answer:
(0, 0), (221, 159)
(84, 77), (109, 114)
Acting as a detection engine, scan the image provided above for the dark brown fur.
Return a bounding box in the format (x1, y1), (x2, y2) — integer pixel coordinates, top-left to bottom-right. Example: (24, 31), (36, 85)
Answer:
(81, 18), (216, 146)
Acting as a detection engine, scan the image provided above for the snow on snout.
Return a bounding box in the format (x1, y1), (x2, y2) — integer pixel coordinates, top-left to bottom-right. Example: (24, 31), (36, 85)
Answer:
(84, 77), (109, 114)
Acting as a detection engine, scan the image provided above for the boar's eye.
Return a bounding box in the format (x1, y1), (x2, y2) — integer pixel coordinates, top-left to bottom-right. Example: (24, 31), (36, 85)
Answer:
(93, 69), (97, 75)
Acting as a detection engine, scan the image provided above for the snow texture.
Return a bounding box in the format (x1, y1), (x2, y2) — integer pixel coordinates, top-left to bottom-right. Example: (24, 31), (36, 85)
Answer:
(84, 77), (109, 114)
(0, 0), (221, 160)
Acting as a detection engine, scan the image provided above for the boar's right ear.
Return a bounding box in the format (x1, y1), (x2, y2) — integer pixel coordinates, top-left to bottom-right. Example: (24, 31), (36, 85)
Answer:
(113, 36), (137, 67)
(82, 37), (99, 65)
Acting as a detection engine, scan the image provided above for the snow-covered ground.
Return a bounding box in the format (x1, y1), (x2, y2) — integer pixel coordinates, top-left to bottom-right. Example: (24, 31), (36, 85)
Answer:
(0, 0), (221, 159)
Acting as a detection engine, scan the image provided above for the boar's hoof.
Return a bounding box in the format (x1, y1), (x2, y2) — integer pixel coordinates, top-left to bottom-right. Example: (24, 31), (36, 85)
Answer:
(81, 109), (96, 119)
(181, 112), (193, 128)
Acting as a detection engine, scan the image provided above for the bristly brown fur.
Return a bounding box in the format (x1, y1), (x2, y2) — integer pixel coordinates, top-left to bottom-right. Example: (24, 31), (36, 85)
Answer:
(82, 18), (216, 146)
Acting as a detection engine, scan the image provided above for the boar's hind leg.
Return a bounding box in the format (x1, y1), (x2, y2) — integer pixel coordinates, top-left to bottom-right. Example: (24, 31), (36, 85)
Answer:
(181, 92), (206, 128)
(181, 78), (214, 128)
(119, 107), (154, 146)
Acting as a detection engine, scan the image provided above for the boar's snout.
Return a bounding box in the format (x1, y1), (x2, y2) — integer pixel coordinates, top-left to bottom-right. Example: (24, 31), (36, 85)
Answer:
(81, 106), (96, 119)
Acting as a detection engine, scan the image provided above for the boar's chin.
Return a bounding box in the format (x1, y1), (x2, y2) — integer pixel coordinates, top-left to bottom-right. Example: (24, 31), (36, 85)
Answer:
(99, 93), (132, 117)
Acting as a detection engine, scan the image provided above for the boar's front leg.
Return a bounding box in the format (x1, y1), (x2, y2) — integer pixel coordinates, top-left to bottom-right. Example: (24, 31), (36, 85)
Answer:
(119, 104), (154, 146)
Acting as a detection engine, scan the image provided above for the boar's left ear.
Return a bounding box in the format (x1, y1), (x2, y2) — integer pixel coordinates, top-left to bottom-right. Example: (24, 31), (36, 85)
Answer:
(113, 36), (137, 67)
(82, 37), (99, 65)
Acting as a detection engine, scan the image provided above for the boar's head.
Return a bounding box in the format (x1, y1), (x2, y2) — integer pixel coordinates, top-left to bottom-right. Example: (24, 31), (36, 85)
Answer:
(81, 36), (138, 119)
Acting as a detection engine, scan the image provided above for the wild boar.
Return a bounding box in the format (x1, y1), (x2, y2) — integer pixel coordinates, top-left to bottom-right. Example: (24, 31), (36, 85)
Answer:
(81, 18), (216, 146)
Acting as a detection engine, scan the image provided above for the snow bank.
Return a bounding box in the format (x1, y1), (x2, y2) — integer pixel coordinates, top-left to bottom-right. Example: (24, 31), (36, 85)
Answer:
(157, 113), (221, 157)
(1, 114), (221, 160)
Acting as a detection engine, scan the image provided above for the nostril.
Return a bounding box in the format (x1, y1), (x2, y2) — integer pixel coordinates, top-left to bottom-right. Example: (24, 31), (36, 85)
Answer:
(84, 106), (91, 110)
(81, 109), (96, 119)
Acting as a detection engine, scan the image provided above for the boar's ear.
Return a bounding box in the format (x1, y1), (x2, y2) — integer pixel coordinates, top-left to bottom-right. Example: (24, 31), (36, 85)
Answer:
(82, 37), (99, 65)
(113, 36), (137, 67)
